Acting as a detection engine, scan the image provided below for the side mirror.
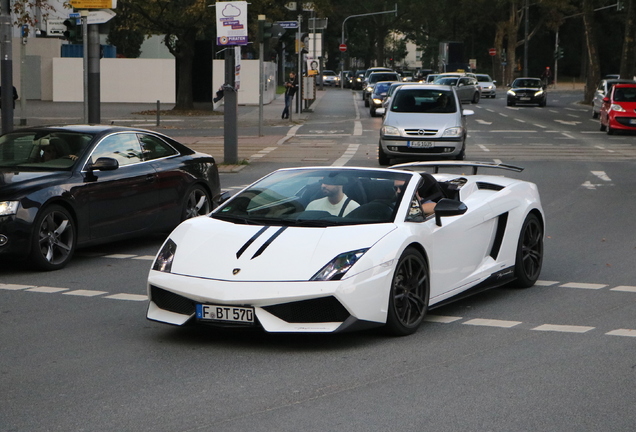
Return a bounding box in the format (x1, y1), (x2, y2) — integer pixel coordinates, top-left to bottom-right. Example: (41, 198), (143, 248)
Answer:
(434, 198), (468, 227)
(87, 157), (119, 172)
(462, 109), (475, 116)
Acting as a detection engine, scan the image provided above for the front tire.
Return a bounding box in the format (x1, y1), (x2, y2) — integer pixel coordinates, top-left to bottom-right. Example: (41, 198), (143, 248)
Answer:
(182, 185), (211, 221)
(385, 247), (430, 336)
(472, 92), (480, 104)
(378, 141), (390, 166)
(30, 205), (76, 271)
(513, 213), (543, 288)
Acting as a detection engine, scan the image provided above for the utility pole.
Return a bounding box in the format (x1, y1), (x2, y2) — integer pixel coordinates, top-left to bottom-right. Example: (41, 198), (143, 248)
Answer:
(1, 0), (14, 134)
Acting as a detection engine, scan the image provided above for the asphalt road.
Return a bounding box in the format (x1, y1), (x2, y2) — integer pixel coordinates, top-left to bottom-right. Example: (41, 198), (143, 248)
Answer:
(2, 87), (636, 432)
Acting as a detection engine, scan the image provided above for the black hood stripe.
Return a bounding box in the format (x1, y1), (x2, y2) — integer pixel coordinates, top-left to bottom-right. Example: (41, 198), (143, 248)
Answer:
(236, 226), (270, 259)
(252, 226), (288, 259)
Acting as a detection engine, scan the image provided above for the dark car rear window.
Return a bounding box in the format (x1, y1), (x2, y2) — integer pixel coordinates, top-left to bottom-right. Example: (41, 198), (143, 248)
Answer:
(369, 73), (399, 83)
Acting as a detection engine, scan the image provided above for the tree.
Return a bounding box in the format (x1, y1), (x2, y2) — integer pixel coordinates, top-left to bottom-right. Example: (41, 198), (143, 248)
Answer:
(581, 0), (600, 103)
(620, 0), (636, 79)
(10, 0), (64, 36)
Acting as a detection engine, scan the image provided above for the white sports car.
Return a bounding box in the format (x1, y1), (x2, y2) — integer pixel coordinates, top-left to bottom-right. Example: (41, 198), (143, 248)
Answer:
(147, 162), (544, 336)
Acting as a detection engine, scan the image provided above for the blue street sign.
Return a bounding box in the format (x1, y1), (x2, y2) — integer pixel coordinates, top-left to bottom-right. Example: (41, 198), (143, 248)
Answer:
(69, 12), (81, 18)
(276, 21), (298, 29)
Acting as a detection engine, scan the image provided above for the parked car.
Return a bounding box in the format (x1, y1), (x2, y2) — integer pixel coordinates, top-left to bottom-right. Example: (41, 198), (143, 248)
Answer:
(506, 77), (547, 107)
(0, 125), (221, 270)
(321, 70), (340, 86)
(369, 81), (392, 117)
(147, 163), (544, 336)
(592, 78), (636, 118)
(363, 71), (400, 106)
(379, 84), (474, 164)
(351, 70), (367, 90)
(433, 75), (481, 104)
(599, 83), (636, 134)
(475, 74), (497, 98)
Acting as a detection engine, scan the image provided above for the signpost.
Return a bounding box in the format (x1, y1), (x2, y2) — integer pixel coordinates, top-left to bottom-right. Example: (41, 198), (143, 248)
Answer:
(488, 48), (496, 56)
(339, 43), (347, 52)
(70, 0), (117, 8)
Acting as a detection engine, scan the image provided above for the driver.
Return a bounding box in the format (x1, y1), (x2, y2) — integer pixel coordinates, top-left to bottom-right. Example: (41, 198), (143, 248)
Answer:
(306, 174), (360, 217)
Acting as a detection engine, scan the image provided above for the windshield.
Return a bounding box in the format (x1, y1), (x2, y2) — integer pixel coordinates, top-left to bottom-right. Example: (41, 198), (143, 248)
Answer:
(513, 79), (542, 88)
(213, 169), (410, 227)
(374, 82), (391, 94)
(391, 88), (457, 113)
(434, 77), (459, 86)
(0, 131), (94, 170)
(476, 75), (492, 82)
(613, 86), (636, 102)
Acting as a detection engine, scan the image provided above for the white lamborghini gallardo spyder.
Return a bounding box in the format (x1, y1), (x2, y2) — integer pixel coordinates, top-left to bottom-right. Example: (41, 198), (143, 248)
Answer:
(146, 162), (544, 336)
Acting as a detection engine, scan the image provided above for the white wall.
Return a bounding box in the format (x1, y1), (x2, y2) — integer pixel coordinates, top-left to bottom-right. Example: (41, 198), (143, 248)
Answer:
(52, 58), (176, 103)
(213, 59), (277, 105)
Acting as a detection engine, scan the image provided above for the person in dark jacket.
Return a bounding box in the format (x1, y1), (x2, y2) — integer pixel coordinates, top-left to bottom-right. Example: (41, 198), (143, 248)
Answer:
(0, 86), (18, 109)
(282, 71), (298, 119)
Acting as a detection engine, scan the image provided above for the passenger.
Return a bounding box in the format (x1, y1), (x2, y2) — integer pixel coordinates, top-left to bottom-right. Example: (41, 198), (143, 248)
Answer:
(306, 174), (360, 217)
(394, 174), (440, 216)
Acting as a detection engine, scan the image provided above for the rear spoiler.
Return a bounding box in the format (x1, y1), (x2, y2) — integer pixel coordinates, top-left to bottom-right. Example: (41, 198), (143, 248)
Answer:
(390, 161), (524, 175)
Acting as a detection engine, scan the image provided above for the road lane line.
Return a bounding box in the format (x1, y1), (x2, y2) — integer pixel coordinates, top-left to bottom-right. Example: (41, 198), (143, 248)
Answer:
(425, 315), (462, 323)
(535, 280), (559, 286)
(0, 284), (34, 290)
(611, 286), (636, 292)
(606, 329), (636, 337)
(532, 324), (595, 333)
(560, 282), (607, 290)
(63, 290), (108, 297)
(104, 293), (147, 301)
(463, 318), (521, 328)
(26, 286), (69, 293)
(332, 144), (360, 166)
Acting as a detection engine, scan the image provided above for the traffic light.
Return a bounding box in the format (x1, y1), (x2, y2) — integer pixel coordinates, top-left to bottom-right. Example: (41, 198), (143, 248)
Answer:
(554, 46), (564, 60)
(258, 20), (273, 43)
(618, 0), (624, 10)
(63, 18), (82, 44)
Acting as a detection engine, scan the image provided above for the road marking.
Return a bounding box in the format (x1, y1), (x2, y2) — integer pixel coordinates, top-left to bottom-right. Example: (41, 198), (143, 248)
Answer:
(105, 254), (138, 259)
(534, 123), (547, 128)
(535, 280), (559, 286)
(132, 255), (156, 261)
(476, 119), (492, 125)
(354, 121), (362, 135)
(425, 315), (462, 323)
(463, 318), (521, 328)
(591, 171), (612, 181)
(27, 286), (69, 293)
(560, 132), (575, 139)
(478, 144), (490, 152)
(606, 329), (636, 337)
(595, 145), (615, 153)
(514, 118), (526, 123)
(332, 144), (360, 166)
(532, 324), (595, 333)
(0, 283), (34, 290)
(104, 293), (147, 301)
(554, 120), (580, 126)
(559, 282), (607, 290)
(63, 290), (108, 297)
(611, 285), (636, 292)
(250, 147), (277, 159)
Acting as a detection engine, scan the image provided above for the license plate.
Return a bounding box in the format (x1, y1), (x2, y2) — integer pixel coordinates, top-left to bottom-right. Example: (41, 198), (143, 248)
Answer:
(196, 304), (255, 323)
(520, 97), (531, 101)
(407, 141), (434, 148)
(630, 119), (636, 125)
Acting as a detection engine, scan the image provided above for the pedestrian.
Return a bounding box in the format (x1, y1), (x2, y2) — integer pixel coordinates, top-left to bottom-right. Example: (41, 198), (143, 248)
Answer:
(0, 86), (18, 109)
(282, 71), (298, 119)
(541, 67), (552, 87)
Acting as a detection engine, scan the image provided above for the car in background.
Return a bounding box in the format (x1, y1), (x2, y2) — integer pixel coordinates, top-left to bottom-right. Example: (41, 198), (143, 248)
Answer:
(425, 74), (439, 83)
(592, 78), (636, 118)
(400, 71), (414, 82)
(382, 81), (423, 112)
(369, 81), (392, 117)
(351, 70), (367, 90)
(146, 163), (544, 336)
(506, 77), (546, 107)
(475, 74), (497, 98)
(379, 84), (474, 164)
(0, 125), (221, 270)
(321, 70), (340, 86)
(341, 70), (353, 88)
(363, 71), (400, 106)
(433, 75), (481, 104)
(599, 83), (636, 134)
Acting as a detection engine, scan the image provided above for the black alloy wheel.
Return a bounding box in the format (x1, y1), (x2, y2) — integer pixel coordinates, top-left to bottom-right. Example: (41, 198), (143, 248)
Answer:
(513, 213), (544, 288)
(30, 205), (76, 271)
(182, 185), (211, 220)
(385, 247), (430, 336)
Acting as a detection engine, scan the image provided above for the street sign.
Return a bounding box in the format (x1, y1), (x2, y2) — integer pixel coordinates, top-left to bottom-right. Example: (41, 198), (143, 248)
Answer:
(488, 48), (496, 56)
(87, 9), (116, 24)
(70, 0), (117, 9)
(339, 43), (347, 52)
(276, 20), (298, 29)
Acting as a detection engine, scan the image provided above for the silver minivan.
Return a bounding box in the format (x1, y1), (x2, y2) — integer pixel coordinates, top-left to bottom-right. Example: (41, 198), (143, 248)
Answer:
(379, 84), (474, 165)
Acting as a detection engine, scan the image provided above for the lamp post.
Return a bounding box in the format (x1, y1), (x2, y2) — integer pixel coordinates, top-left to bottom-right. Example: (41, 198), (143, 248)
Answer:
(340, 4), (398, 89)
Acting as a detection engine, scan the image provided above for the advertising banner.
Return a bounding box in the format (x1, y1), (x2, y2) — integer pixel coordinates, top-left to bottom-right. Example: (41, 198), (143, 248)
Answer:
(216, 1), (248, 46)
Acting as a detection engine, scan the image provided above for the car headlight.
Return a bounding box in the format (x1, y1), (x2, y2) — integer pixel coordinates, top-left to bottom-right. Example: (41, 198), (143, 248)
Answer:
(310, 248), (369, 281)
(610, 103), (626, 112)
(372, 98), (383, 104)
(381, 125), (400, 136)
(534, 90), (544, 97)
(443, 127), (463, 137)
(507, 90), (516, 96)
(366, 86), (373, 92)
(0, 201), (19, 216)
(152, 238), (177, 273)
